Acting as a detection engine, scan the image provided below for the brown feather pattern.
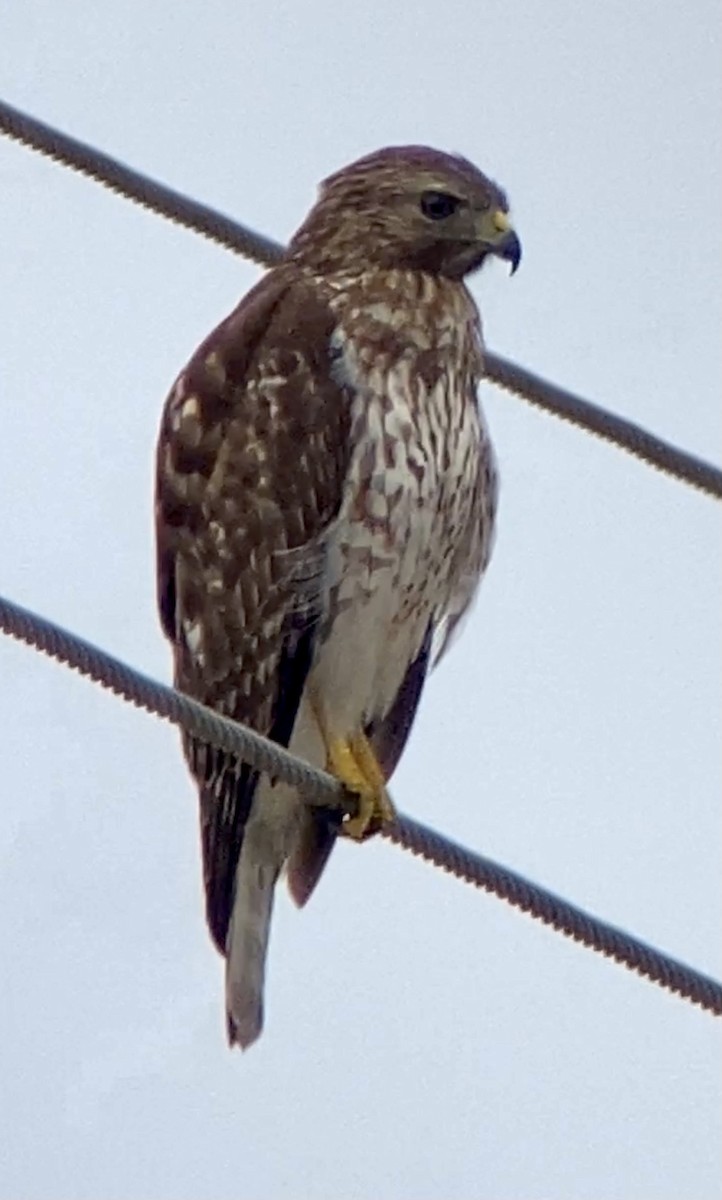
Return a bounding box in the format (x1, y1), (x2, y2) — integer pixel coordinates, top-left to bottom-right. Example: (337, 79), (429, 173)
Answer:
(156, 270), (352, 949)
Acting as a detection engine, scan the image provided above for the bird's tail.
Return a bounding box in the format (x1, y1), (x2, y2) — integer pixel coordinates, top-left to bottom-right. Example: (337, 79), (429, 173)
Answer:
(224, 820), (283, 1050)
(223, 703), (334, 1048)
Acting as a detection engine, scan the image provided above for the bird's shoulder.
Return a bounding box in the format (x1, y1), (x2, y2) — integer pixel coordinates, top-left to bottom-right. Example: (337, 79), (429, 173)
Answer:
(157, 266), (348, 475)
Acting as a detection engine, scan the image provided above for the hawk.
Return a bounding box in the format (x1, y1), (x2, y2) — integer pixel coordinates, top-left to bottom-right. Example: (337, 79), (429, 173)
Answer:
(155, 145), (521, 1048)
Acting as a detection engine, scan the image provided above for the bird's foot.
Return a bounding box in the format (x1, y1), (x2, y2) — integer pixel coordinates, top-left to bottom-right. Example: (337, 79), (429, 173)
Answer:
(325, 731), (396, 840)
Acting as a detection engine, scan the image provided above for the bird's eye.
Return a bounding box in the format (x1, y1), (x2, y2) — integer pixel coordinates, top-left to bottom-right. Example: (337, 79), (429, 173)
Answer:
(420, 191), (462, 220)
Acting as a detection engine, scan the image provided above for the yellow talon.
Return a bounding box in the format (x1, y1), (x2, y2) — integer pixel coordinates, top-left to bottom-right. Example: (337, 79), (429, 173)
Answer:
(325, 731), (396, 840)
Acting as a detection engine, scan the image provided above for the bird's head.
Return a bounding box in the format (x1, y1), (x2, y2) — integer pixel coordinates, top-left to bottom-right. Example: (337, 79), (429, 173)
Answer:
(288, 145), (521, 281)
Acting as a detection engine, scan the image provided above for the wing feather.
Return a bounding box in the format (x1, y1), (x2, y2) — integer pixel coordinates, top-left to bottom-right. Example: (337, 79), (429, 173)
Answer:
(155, 267), (352, 952)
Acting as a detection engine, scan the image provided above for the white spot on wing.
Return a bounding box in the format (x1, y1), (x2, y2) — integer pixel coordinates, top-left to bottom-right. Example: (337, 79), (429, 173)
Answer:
(183, 618), (204, 658)
(181, 396), (200, 420)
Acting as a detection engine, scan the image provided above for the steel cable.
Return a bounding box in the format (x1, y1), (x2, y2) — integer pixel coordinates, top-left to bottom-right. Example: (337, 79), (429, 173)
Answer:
(2, 591), (720, 1018)
(2, 96), (721, 501)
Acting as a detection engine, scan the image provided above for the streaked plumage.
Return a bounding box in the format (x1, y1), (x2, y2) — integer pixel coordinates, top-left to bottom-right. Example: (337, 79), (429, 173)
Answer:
(155, 145), (520, 1048)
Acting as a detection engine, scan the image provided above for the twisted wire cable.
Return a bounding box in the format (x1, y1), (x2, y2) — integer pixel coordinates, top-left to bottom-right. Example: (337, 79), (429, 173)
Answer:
(2, 97), (720, 501)
(485, 354), (722, 499)
(386, 818), (722, 1014)
(2, 591), (720, 1018)
(0, 97), (283, 269)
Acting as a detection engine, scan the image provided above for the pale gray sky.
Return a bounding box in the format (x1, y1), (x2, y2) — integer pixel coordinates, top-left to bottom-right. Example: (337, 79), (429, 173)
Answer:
(0, 2), (720, 1198)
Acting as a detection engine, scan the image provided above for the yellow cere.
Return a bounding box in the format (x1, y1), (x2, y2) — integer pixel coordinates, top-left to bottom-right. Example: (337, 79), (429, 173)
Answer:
(492, 209), (511, 233)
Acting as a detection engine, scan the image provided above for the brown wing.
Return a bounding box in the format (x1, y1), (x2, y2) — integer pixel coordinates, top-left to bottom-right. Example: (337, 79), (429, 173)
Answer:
(155, 267), (351, 953)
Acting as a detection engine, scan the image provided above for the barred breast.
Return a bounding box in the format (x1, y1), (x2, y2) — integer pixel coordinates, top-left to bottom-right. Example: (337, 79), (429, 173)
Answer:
(307, 267), (496, 735)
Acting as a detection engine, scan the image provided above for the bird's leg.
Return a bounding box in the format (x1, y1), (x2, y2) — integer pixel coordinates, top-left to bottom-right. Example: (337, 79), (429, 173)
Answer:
(324, 730), (396, 841)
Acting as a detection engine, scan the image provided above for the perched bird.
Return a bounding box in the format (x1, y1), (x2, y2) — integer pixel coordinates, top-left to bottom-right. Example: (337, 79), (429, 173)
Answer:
(155, 145), (521, 1049)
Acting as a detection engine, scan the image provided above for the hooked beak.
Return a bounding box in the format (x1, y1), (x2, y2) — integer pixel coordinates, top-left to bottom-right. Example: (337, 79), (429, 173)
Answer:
(478, 208), (522, 275)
